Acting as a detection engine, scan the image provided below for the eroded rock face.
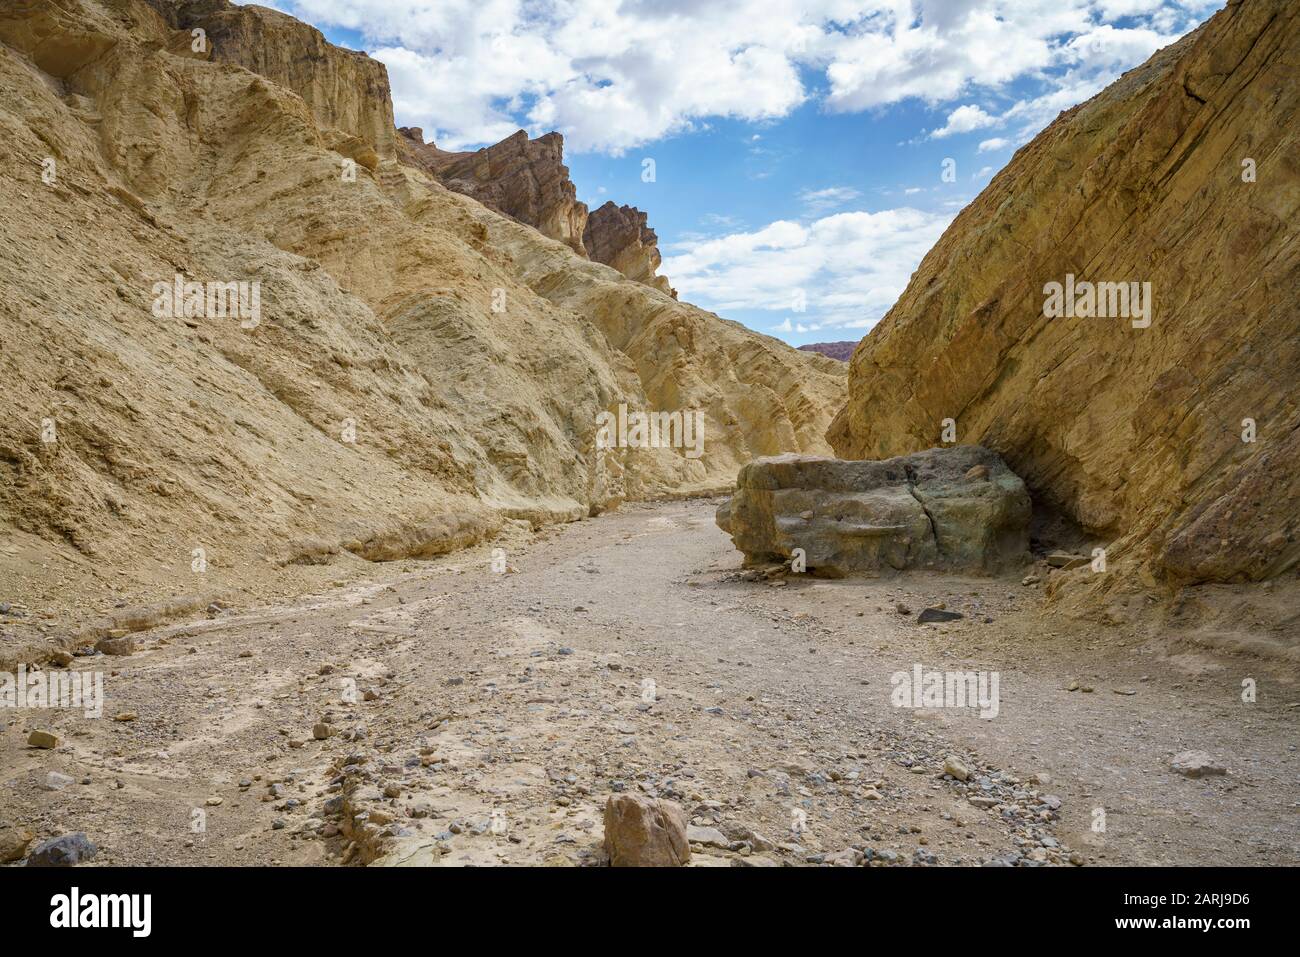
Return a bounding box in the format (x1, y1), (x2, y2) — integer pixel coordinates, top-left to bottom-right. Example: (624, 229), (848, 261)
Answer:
(398, 130), (676, 295)
(0, 0), (844, 640)
(717, 447), (1030, 576)
(145, 0), (396, 163)
(583, 202), (676, 298)
(603, 794), (690, 867)
(399, 127), (589, 255)
(828, 0), (1300, 588)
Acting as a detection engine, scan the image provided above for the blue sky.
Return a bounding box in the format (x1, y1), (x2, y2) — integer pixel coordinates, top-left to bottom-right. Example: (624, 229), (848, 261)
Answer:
(251, 1), (1221, 346)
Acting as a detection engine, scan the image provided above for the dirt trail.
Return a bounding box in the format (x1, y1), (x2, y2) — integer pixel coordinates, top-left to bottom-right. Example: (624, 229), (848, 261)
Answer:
(3, 500), (1296, 866)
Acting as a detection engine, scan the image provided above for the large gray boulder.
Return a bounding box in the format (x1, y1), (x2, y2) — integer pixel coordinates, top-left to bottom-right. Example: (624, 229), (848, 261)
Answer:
(716, 447), (1030, 577)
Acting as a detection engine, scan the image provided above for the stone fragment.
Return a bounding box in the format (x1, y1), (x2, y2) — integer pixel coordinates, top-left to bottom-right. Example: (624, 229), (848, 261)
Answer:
(0, 827), (35, 864)
(686, 825), (730, 848)
(603, 794), (690, 867)
(1171, 750), (1227, 778)
(95, 635), (135, 656)
(943, 755), (971, 782)
(26, 832), (97, 867)
(918, 607), (964, 624)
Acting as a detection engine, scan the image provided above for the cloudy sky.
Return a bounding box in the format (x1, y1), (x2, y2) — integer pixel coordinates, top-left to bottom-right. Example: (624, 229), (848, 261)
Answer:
(250, 0), (1222, 345)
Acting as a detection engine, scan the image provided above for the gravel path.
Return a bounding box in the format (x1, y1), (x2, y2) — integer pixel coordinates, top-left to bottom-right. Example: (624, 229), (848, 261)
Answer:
(4, 500), (1296, 866)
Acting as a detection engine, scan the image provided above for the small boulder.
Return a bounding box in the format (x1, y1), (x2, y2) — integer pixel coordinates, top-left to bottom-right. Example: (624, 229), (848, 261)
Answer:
(716, 447), (1030, 577)
(1171, 750), (1227, 778)
(95, 635), (135, 656)
(943, 755), (972, 782)
(26, 730), (61, 749)
(603, 794), (690, 867)
(918, 607), (964, 624)
(0, 827), (35, 864)
(721, 823), (776, 851)
(686, 825), (730, 848)
(824, 847), (863, 867)
(43, 772), (75, 791)
(25, 832), (97, 867)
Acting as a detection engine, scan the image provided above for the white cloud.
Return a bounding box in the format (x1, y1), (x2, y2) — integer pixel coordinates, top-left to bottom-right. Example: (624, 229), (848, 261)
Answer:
(930, 104), (998, 138)
(824, 2), (1079, 113)
(798, 186), (863, 214)
(258, 0), (1216, 154)
(661, 207), (952, 333)
(977, 137), (1010, 152)
(1095, 0), (1167, 16)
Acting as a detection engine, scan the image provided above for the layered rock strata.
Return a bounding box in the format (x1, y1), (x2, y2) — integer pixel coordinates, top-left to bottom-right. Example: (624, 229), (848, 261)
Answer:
(828, 0), (1300, 591)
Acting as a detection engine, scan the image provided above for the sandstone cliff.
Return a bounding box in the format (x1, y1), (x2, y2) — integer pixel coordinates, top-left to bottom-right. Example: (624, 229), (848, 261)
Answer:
(146, 0), (396, 167)
(829, 0), (1299, 602)
(584, 202), (677, 299)
(399, 127), (589, 256)
(0, 0), (844, 637)
(399, 127), (676, 295)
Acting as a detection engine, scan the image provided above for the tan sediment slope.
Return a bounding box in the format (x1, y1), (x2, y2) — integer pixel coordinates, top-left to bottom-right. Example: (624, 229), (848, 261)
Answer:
(830, 0), (1299, 617)
(0, 0), (844, 647)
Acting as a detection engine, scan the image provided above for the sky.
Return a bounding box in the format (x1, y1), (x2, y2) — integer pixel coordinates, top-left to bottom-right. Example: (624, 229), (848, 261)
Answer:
(245, 0), (1222, 346)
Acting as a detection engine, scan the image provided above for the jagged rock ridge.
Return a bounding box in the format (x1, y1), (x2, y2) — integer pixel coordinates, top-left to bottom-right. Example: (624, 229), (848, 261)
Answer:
(399, 127), (589, 256)
(399, 127), (674, 295)
(583, 202), (676, 299)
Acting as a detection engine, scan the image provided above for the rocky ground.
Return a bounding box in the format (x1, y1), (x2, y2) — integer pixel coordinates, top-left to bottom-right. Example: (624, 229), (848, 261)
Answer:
(2, 500), (1296, 867)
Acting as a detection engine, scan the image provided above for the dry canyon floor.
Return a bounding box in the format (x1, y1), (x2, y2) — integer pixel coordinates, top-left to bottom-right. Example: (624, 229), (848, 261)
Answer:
(3, 500), (1296, 867)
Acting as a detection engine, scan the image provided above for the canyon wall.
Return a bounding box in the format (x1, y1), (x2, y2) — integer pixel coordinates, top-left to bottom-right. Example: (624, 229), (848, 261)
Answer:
(829, 0), (1299, 596)
(146, 0), (396, 165)
(0, 0), (844, 625)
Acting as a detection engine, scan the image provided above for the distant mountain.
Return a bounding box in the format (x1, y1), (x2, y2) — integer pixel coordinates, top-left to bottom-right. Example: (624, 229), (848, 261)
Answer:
(798, 341), (858, 362)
